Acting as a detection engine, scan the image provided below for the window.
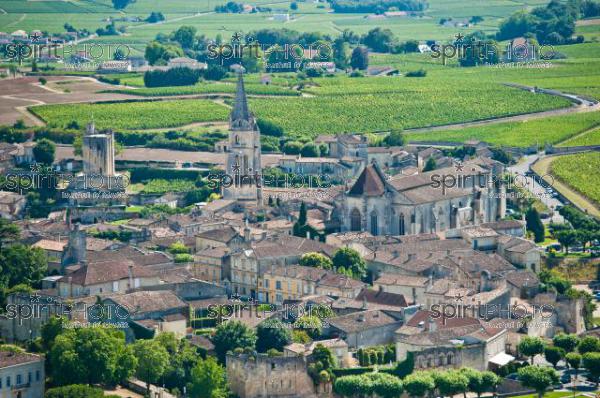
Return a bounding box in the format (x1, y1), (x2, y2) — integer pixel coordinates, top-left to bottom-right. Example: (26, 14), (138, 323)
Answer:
(370, 211), (378, 236)
(264, 279), (269, 288)
(28, 372), (31, 383)
(16, 374), (21, 385)
(112, 281), (119, 292)
(134, 278), (140, 288)
(287, 281), (291, 291)
(36, 370), (40, 381)
(276, 281), (282, 290)
(399, 214), (405, 235)
(7, 376), (11, 387)
(350, 208), (361, 231)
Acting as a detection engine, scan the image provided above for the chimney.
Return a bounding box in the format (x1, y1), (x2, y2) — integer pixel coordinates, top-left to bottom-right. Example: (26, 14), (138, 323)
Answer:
(358, 313), (365, 322)
(128, 265), (134, 290)
(428, 317), (437, 332)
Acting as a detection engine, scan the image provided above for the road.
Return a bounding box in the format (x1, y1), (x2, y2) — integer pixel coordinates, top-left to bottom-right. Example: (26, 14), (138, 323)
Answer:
(507, 154), (565, 224)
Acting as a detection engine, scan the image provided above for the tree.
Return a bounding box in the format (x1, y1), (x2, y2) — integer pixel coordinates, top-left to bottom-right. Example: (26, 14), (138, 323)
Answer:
(423, 157), (437, 172)
(370, 372), (403, 398)
(312, 344), (336, 369)
(518, 336), (545, 364)
(299, 252), (333, 270)
(363, 28), (395, 53)
(350, 46), (369, 70)
(403, 372), (436, 398)
(300, 143), (320, 157)
(298, 201), (307, 226)
(518, 366), (558, 398)
(49, 327), (136, 386)
(553, 333), (580, 353)
(41, 316), (65, 351)
(578, 335), (600, 354)
(256, 319), (292, 352)
(0, 218), (19, 252)
(332, 247), (367, 279)
(565, 352), (581, 380)
(282, 141), (303, 155)
(526, 207), (545, 243)
(212, 320), (257, 363)
(383, 129), (405, 146)
(293, 315), (323, 339)
(290, 2), (298, 10)
(544, 346), (564, 368)
(435, 370), (469, 398)
(33, 138), (55, 165)
(189, 356), (228, 398)
(173, 26), (197, 49)
(1, 244), (47, 288)
(333, 37), (349, 68)
(112, 0), (133, 9)
(133, 339), (170, 395)
(460, 368), (498, 398)
(583, 352), (600, 386)
(557, 230), (579, 254)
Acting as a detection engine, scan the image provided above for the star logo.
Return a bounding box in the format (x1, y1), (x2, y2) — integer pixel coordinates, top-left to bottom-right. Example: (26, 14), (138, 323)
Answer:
(230, 293), (242, 302)
(455, 33), (464, 42)
(30, 163), (41, 173)
(30, 293), (41, 303)
(454, 293), (464, 302)
(231, 162), (241, 174)
(30, 32), (42, 42)
(454, 162), (464, 172)
(231, 32), (242, 43)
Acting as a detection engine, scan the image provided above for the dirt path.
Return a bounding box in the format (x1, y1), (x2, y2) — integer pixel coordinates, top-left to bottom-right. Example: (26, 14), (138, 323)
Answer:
(531, 155), (600, 218)
(556, 125), (600, 146)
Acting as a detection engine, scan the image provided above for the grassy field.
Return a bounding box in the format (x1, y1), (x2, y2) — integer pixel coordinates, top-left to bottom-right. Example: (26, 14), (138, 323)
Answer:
(550, 152), (600, 206)
(248, 77), (570, 138)
(104, 81), (301, 96)
(406, 111), (600, 147)
(30, 99), (229, 130)
(558, 126), (600, 146)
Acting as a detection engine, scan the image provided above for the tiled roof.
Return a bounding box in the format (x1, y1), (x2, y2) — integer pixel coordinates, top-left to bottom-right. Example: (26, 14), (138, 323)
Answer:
(0, 351), (42, 368)
(106, 290), (187, 315)
(60, 259), (157, 286)
(348, 164), (386, 197)
(328, 310), (400, 333)
(196, 226), (239, 243)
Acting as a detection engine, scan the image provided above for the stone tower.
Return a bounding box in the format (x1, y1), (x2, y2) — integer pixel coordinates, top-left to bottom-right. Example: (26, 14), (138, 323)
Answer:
(61, 222), (87, 269)
(223, 73), (262, 203)
(82, 122), (115, 176)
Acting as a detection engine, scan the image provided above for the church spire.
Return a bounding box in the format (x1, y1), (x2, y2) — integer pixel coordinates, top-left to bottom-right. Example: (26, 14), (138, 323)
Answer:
(230, 72), (251, 123)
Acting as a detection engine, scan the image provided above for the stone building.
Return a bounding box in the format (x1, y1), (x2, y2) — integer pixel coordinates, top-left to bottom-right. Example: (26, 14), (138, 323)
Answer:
(82, 121), (115, 176)
(339, 160), (505, 236)
(227, 353), (316, 398)
(223, 74), (263, 204)
(0, 351), (45, 398)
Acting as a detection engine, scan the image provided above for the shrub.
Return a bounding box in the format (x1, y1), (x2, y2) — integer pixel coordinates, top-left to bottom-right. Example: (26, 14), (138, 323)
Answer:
(144, 67), (202, 87)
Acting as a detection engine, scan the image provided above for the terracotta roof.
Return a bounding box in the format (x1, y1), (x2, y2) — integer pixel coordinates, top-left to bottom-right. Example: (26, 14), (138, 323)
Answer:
(32, 239), (66, 252)
(106, 290), (187, 315)
(328, 310), (400, 333)
(506, 270), (539, 288)
(374, 274), (429, 288)
(348, 164), (386, 197)
(196, 226), (239, 243)
(60, 259), (157, 286)
(355, 288), (408, 307)
(0, 351), (42, 368)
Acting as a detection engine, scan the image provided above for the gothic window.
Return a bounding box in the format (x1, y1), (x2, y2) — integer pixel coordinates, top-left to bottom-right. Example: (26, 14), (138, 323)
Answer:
(447, 353), (453, 365)
(350, 208), (361, 231)
(235, 135), (240, 145)
(399, 214), (405, 235)
(439, 355), (445, 366)
(370, 210), (378, 236)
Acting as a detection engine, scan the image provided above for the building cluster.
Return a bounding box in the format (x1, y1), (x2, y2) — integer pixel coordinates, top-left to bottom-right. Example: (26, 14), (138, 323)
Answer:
(0, 75), (587, 398)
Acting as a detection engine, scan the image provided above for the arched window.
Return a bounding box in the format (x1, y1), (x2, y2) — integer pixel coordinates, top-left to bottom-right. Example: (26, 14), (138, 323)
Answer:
(399, 214), (405, 235)
(447, 353), (453, 365)
(235, 135), (240, 145)
(370, 210), (378, 236)
(439, 355), (445, 366)
(350, 208), (361, 231)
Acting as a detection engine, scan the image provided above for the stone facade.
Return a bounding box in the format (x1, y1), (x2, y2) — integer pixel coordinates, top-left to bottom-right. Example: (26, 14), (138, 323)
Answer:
(223, 74), (262, 204)
(0, 352), (45, 398)
(82, 122), (115, 176)
(340, 160), (505, 237)
(227, 353), (316, 398)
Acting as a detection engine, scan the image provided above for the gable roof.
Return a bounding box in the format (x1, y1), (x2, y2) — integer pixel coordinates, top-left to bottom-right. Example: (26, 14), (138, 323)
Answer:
(328, 310), (400, 333)
(60, 259), (157, 286)
(348, 164), (386, 197)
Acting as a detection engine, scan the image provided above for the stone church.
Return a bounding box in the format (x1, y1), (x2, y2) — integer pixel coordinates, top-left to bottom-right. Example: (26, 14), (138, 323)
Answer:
(338, 159), (506, 236)
(222, 73), (263, 205)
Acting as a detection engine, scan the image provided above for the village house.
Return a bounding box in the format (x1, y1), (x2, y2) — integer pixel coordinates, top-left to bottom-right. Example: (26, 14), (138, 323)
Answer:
(57, 259), (160, 297)
(497, 235), (542, 272)
(0, 351), (45, 398)
(194, 247), (229, 285)
(327, 309), (403, 348)
(0, 191), (25, 220)
(196, 226), (244, 251)
(284, 338), (350, 367)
